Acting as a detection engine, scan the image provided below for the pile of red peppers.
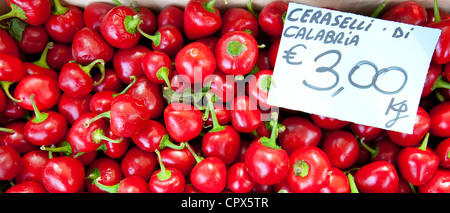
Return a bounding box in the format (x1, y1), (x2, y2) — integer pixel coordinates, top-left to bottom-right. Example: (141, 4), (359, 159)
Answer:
(0, 0), (450, 194)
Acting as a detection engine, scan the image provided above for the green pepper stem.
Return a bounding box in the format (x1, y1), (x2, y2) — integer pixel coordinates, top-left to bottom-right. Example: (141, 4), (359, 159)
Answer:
(29, 94), (49, 124)
(205, 93), (226, 133)
(84, 111), (111, 128)
(157, 67), (172, 90)
(347, 173), (359, 193)
(359, 138), (379, 159)
(137, 24), (161, 47)
(0, 3), (27, 23)
(124, 14), (141, 34)
(155, 149), (172, 181)
(92, 128), (123, 144)
(159, 135), (185, 150)
(417, 132), (430, 151)
(33, 42), (53, 69)
(0, 127), (14, 134)
(51, 0), (69, 15)
(0, 81), (22, 103)
(186, 142), (204, 164)
(370, 0), (388, 18)
(259, 112), (281, 150)
(203, 0), (218, 13)
(247, 0), (259, 19)
(114, 76), (137, 98)
(94, 179), (120, 193)
(434, 0), (442, 23)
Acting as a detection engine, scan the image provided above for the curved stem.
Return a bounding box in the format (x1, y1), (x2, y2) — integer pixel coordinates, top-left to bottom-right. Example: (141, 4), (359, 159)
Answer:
(93, 61), (106, 86)
(259, 112), (281, 150)
(203, 0), (218, 13)
(113, 76), (137, 98)
(432, 74), (450, 90)
(155, 150), (172, 181)
(84, 111), (111, 128)
(247, 0), (259, 19)
(157, 67), (171, 90)
(159, 135), (185, 150)
(79, 59), (104, 78)
(0, 81), (22, 102)
(51, 0), (69, 15)
(124, 14), (141, 34)
(434, 0), (442, 23)
(370, 0), (388, 18)
(205, 93), (225, 133)
(186, 142), (204, 164)
(0, 127), (14, 134)
(0, 3), (27, 23)
(94, 179), (120, 193)
(347, 173), (359, 193)
(33, 42), (53, 69)
(137, 24), (161, 47)
(92, 128), (123, 144)
(29, 94), (49, 124)
(418, 132), (430, 151)
(40, 142), (72, 157)
(359, 138), (379, 159)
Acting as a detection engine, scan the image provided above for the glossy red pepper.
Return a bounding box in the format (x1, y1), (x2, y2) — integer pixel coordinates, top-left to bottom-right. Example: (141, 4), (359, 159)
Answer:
(216, 30), (259, 76)
(41, 156), (85, 193)
(159, 146), (197, 178)
(72, 27), (115, 66)
(0, 29), (20, 58)
(164, 102), (204, 143)
(85, 157), (124, 193)
(14, 74), (60, 111)
(427, 0), (450, 64)
(202, 94), (241, 166)
(113, 45), (150, 84)
(14, 149), (49, 185)
(125, 77), (165, 119)
(287, 146), (331, 193)
(258, 1), (288, 38)
(67, 112), (122, 153)
(24, 94), (67, 146)
(184, 0), (222, 40)
(175, 42), (217, 84)
(230, 95), (262, 133)
(120, 146), (157, 181)
(387, 106), (430, 147)
(397, 133), (439, 186)
(322, 130), (359, 169)
(429, 101), (450, 137)
(93, 175), (149, 193)
(245, 113), (289, 185)
(221, 7), (259, 37)
(5, 180), (48, 193)
(380, 1), (427, 26)
(158, 5), (184, 33)
(227, 162), (256, 193)
(278, 116), (322, 155)
(435, 137), (450, 168)
(354, 161), (399, 193)
(0, 145), (24, 181)
(100, 5), (142, 49)
(418, 168), (450, 193)
(0, 52), (25, 103)
(141, 51), (173, 89)
(139, 24), (184, 58)
(0, 121), (37, 154)
(317, 167), (350, 193)
(83, 2), (114, 33)
(0, 0), (51, 26)
(10, 19), (50, 54)
(44, 0), (85, 43)
(59, 59), (106, 98)
(149, 150), (186, 193)
(187, 143), (227, 193)
(58, 93), (93, 125)
(131, 120), (185, 152)
(247, 70), (273, 110)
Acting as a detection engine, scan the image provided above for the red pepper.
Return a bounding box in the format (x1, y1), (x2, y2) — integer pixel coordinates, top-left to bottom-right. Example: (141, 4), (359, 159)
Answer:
(184, 0), (222, 40)
(44, 0), (85, 44)
(216, 31), (259, 76)
(0, 0), (51, 26)
(100, 5), (142, 49)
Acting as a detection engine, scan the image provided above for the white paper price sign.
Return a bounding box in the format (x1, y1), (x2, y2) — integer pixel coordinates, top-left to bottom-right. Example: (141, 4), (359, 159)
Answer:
(267, 2), (441, 134)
